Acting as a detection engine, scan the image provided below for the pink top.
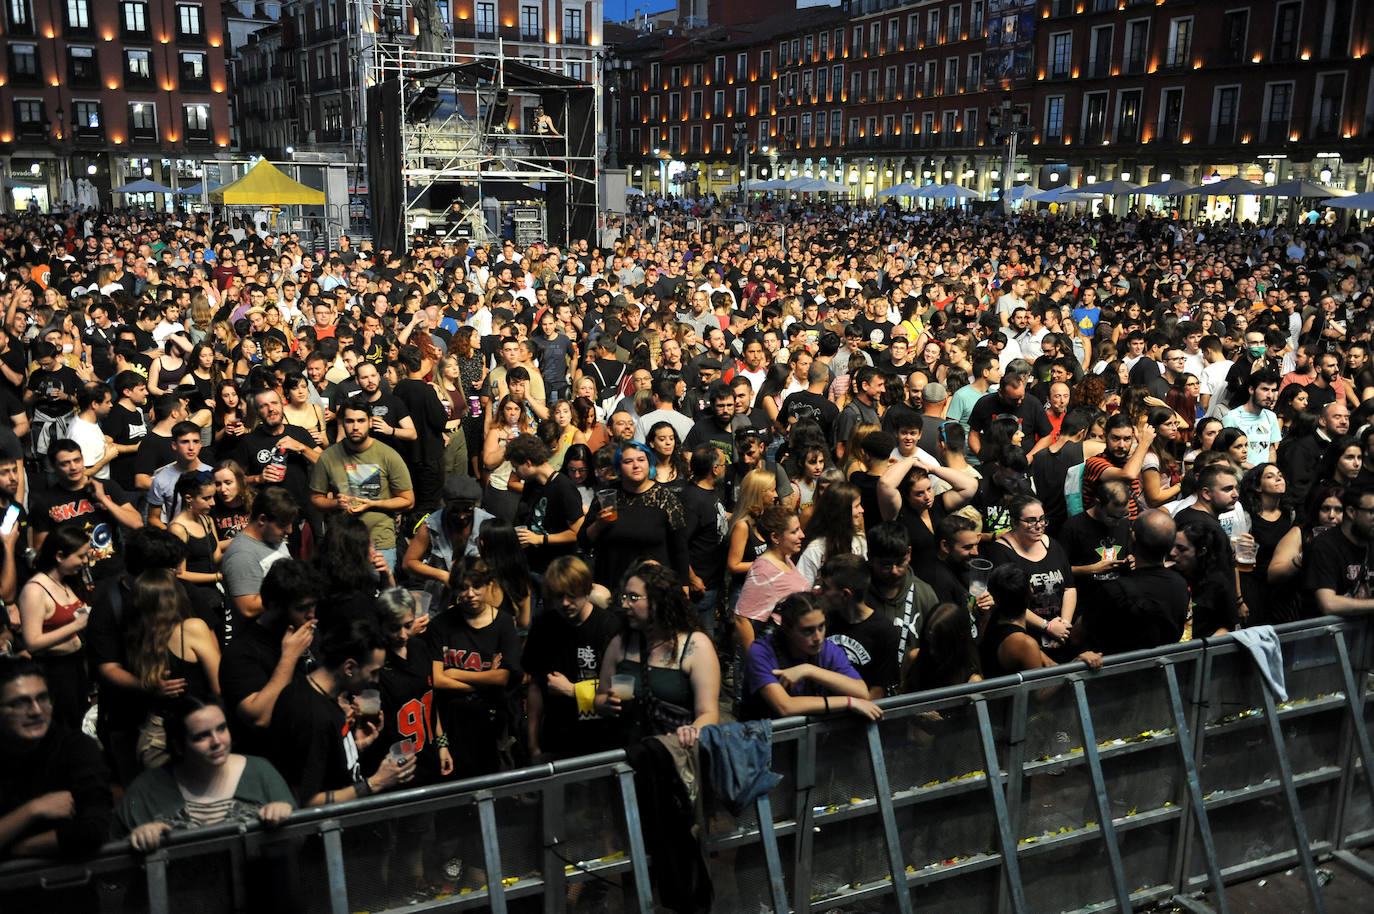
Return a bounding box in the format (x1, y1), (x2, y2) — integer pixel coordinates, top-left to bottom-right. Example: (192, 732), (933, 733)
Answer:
(735, 555), (809, 623)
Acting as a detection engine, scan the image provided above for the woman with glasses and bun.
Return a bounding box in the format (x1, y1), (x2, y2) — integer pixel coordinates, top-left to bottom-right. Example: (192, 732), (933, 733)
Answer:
(988, 494), (1078, 661)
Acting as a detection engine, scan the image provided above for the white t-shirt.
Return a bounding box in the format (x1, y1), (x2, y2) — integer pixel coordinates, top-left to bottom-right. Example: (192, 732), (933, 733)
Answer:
(67, 416), (109, 480)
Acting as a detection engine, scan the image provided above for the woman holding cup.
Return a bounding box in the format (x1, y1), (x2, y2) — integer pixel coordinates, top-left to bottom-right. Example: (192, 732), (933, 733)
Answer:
(594, 562), (719, 748)
(577, 442), (690, 590)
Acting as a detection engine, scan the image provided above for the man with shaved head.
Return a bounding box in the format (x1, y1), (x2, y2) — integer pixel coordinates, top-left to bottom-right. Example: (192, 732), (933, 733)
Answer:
(1084, 510), (1190, 654)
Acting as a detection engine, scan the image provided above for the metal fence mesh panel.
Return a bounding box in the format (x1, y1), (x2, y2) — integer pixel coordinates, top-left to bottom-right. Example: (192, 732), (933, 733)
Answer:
(4, 619), (1373, 914)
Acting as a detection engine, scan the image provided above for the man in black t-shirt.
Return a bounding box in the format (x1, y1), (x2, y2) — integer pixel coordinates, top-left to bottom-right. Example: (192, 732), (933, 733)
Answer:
(1059, 478), (1132, 613)
(351, 360), (416, 455)
(521, 557), (618, 759)
(233, 388), (321, 506)
(1304, 487), (1374, 616)
(680, 446), (728, 630)
(820, 554), (899, 698)
(1093, 510), (1189, 654)
(506, 435), (586, 574)
(779, 360), (839, 444)
(31, 439), (143, 583)
(966, 371), (1053, 460)
(266, 617), (414, 807)
(101, 371), (149, 492)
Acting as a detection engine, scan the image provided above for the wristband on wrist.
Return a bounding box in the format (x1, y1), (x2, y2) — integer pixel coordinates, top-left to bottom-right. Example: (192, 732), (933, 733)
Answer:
(433, 733), (450, 748)
(822, 694), (829, 712)
(354, 777), (373, 798)
(847, 696), (853, 709)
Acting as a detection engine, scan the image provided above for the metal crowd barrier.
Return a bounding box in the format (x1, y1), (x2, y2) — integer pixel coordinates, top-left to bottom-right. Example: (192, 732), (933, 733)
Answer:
(1, 616), (1371, 913)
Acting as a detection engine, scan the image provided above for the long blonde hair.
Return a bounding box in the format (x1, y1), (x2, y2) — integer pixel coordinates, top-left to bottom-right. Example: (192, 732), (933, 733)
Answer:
(728, 467), (779, 530)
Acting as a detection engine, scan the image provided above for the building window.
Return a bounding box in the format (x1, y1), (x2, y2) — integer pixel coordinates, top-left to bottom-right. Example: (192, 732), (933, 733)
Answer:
(944, 57), (957, 94)
(519, 5), (538, 40)
(758, 85), (769, 113)
(830, 109), (841, 141)
(1045, 96), (1064, 140)
(177, 3), (203, 39)
(68, 46), (97, 84)
(1314, 73), (1345, 138)
(1089, 26), (1112, 78)
(948, 4), (962, 40)
(14, 99), (43, 132)
(1049, 33), (1071, 79)
(1212, 85), (1238, 144)
(1272, 2), (1300, 61)
(712, 122), (724, 150)
(735, 87), (746, 114)
(73, 99), (102, 132)
(65, 0), (91, 31)
(1165, 18), (1192, 68)
(1124, 20), (1148, 74)
(689, 124), (701, 153)
(475, 1), (494, 38)
(563, 8), (582, 42)
(713, 90), (724, 117)
(737, 52), (748, 81)
(668, 92), (679, 120)
(9, 43), (38, 80)
(815, 110), (826, 142)
(1116, 89), (1141, 141)
(1220, 10), (1248, 65)
(125, 48), (152, 84)
(690, 91), (702, 118)
(1263, 83), (1292, 142)
(758, 118), (769, 145)
(760, 50), (770, 76)
(567, 60), (582, 80)
(128, 101), (157, 136)
(121, 0), (147, 34)
(1159, 87), (1184, 142)
(971, 1), (984, 37)
(6, 0), (32, 35)
(184, 103), (211, 134)
(180, 51), (207, 84)
(715, 55), (725, 83)
(966, 54), (981, 91)
(818, 32), (828, 60)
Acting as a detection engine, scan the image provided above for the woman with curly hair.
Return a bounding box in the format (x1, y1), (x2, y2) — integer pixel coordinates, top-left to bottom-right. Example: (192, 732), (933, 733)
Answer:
(595, 562), (720, 748)
(313, 513), (393, 614)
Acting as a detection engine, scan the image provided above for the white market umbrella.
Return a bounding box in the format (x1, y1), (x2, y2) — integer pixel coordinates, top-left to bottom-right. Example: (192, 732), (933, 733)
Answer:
(1001, 184), (1042, 201)
(1254, 180), (1352, 199)
(1135, 178), (1197, 196)
(931, 184), (982, 199)
(1319, 191), (1374, 210)
(1179, 177), (1266, 196)
(1029, 185), (1088, 203)
(878, 182), (921, 198)
(1074, 178), (1140, 196)
(625, 186), (644, 196)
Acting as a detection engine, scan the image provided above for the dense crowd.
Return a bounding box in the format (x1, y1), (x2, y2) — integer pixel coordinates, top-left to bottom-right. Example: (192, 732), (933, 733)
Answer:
(0, 200), (1373, 903)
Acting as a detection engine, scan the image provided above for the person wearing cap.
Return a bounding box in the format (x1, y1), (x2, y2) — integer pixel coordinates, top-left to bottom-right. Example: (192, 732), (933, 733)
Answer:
(402, 476), (491, 608)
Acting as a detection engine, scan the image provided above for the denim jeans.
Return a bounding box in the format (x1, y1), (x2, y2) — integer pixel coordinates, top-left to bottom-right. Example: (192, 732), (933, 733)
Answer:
(693, 588), (721, 637)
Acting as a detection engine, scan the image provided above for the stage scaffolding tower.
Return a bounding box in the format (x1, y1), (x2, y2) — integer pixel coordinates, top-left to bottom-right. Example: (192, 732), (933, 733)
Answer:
(365, 19), (602, 247)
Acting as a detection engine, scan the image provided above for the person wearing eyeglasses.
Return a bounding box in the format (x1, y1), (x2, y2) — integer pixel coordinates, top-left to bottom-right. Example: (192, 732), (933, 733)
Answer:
(989, 494), (1077, 660)
(0, 657), (112, 859)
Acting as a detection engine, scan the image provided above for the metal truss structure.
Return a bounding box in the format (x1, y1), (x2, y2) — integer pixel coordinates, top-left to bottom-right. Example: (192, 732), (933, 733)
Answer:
(366, 37), (601, 245)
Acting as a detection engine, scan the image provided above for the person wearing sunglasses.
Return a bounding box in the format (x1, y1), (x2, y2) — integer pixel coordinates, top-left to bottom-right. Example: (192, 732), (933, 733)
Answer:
(989, 494), (1078, 660)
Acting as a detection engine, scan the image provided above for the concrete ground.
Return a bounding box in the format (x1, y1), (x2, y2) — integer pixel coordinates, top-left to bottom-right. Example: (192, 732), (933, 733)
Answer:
(1151, 847), (1374, 914)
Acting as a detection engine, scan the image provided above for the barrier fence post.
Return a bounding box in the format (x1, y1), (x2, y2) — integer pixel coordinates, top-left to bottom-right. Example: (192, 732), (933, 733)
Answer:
(612, 762), (656, 912)
(1161, 658), (1229, 914)
(1070, 676), (1133, 912)
(144, 848), (169, 914)
(475, 791), (509, 914)
(974, 696), (1027, 914)
(792, 725), (819, 914)
(754, 791), (791, 912)
(319, 821), (351, 914)
(541, 780), (567, 912)
(1256, 671), (1327, 914)
(865, 722), (915, 914)
(1332, 627), (1374, 838)
(996, 687), (1030, 914)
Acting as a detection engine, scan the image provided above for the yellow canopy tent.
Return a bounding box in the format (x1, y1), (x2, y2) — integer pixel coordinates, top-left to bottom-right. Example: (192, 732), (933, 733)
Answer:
(209, 160), (325, 205)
